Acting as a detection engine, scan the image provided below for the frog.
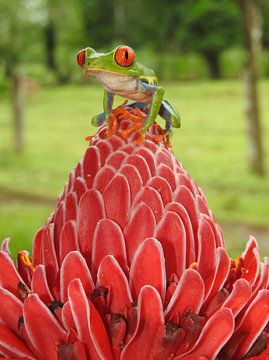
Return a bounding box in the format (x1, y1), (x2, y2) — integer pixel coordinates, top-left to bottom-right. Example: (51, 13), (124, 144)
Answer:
(76, 45), (181, 138)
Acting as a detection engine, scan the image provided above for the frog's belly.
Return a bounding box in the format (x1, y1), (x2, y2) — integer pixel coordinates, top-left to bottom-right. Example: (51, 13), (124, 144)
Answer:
(93, 71), (153, 103)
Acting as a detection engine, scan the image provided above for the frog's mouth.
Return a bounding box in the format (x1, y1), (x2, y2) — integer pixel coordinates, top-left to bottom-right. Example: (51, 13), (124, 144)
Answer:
(83, 68), (127, 78)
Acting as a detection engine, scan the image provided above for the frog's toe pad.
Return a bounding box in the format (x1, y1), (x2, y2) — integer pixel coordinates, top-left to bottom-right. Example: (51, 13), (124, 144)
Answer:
(92, 113), (105, 127)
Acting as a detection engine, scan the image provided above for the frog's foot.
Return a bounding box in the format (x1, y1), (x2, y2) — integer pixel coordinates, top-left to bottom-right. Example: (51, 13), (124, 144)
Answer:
(92, 113), (105, 127)
(153, 133), (171, 148)
(151, 124), (172, 148)
(164, 133), (172, 148)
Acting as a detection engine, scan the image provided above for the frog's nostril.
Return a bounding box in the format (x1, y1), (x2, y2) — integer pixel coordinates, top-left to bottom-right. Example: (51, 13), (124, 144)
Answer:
(77, 49), (86, 67)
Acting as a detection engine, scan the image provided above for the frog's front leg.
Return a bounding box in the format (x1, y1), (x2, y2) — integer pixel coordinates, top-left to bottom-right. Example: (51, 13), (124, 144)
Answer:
(91, 91), (114, 127)
(141, 83), (164, 136)
(159, 99), (181, 132)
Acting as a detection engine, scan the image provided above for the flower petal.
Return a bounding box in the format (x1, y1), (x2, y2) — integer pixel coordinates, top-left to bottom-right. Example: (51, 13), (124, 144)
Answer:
(210, 247), (230, 294)
(242, 237), (260, 286)
(68, 278), (113, 360)
(57, 341), (88, 360)
(155, 211), (186, 278)
(96, 139), (113, 166)
(157, 163), (176, 191)
(121, 285), (164, 360)
(40, 224), (59, 289)
(119, 164), (143, 202)
(0, 251), (27, 298)
(0, 323), (35, 359)
(133, 186), (164, 223)
(67, 170), (75, 193)
(177, 173), (196, 195)
(61, 301), (75, 331)
(130, 238), (166, 302)
(32, 228), (43, 266)
(59, 220), (79, 265)
(73, 177), (87, 202)
(60, 250), (94, 303)
(156, 149), (174, 170)
(147, 176), (173, 206)
(23, 294), (66, 360)
(93, 165), (116, 193)
(31, 265), (54, 306)
(91, 219), (127, 279)
(77, 189), (105, 262)
(107, 134), (125, 150)
(165, 269), (204, 321)
(106, 150), (127, 170)
(53, 200), (66, 257)
(174, 185), (198, 252)
(124, 203), (156, 263)
(134, 147), (156, 176)
(202, 247), (230, 315)
(103, 174), (131, 229)
(0, 237), (11, 254)
(143, 138), (158, 152)
(224, 290), (269, 359)
(65, 191), (77, 222)
(75, 159), (84, 178)
(222, 278), (252, 316)
(83, 146), (101, 188)
(197, 217), (216, 301)
(176, 308), (234, 359)
(97, 255), (132, 314)
(125, 154), (151, 184)
(165, 202), (196, 267)
(0, 287), (23, 334)
(119, 143), (136, 154)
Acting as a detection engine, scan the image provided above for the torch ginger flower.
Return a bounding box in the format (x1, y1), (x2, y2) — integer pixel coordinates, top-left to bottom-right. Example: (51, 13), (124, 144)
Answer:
(0, 107), (268, 359)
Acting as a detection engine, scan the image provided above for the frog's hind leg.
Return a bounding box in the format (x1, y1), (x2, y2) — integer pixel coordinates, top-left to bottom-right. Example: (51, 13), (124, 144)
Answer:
(159, 99), (181, 131)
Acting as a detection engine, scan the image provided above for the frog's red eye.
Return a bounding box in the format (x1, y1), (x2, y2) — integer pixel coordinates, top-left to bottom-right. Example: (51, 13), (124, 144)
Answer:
(114, 46), (135, 67)
(77, 49), (86, 67)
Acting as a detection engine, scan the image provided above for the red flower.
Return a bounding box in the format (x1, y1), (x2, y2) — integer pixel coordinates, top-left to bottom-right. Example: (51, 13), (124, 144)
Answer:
(0, 107), (268, 359)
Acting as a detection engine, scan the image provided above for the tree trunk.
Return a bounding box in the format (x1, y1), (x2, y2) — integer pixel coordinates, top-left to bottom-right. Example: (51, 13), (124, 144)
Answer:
(238, 0), (265, 175)
(113, 0), (125, 40)
(11, 71), (24, 153)
(44, 21), (57, 71)
(203, 52), (221, 79)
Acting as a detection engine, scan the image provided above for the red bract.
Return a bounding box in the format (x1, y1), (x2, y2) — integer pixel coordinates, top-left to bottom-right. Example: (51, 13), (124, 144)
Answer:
(0, 109), (268, 359)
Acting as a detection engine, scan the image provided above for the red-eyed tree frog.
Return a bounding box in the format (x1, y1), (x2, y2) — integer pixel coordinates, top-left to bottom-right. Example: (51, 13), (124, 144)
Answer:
(77, 45), (181, 137)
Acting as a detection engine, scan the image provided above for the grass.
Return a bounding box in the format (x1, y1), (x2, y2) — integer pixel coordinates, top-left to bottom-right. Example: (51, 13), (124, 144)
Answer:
(0, 80), (269, 257)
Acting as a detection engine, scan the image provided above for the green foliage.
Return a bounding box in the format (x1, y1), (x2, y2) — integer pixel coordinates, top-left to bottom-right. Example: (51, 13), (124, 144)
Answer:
(220, 48), (246, 78)
(0, 0), (268, 82)
(175, 0), (242, 77)
(177, 0), (242, 54)
(0, 0), (44, 70)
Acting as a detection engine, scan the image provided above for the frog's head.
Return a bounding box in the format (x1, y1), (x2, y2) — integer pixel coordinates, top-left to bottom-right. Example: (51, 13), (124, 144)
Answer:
(77, 45), (140, 77)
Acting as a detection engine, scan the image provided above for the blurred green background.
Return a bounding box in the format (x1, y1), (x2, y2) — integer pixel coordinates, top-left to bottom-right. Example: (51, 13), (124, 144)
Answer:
(0, 0), (268, 258)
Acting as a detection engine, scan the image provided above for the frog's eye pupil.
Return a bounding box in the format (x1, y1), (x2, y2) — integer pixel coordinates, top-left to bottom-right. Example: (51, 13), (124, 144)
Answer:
(115, 46), (135, 67)
(77, 49), (86, 67)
